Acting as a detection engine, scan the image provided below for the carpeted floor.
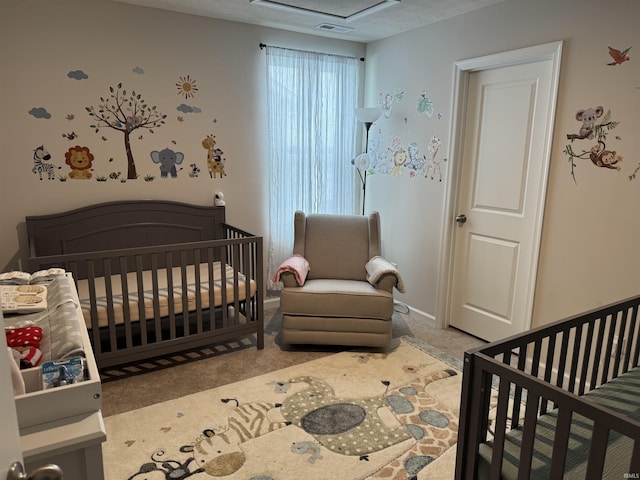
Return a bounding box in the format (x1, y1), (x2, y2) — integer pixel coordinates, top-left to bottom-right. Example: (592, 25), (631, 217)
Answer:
(100, 300), (486, 417)
(103, 336), (470, 480)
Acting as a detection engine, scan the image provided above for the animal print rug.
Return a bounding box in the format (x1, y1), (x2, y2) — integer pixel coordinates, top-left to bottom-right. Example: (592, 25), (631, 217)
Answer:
(102, 336), (464, 480)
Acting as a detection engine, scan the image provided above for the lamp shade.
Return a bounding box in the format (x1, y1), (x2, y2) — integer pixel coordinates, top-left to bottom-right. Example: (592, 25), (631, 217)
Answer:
(355, 107), (383, 124)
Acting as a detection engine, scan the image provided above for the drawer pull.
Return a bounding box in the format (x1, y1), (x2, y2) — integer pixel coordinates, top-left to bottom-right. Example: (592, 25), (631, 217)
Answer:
(7, 462), (63, 480)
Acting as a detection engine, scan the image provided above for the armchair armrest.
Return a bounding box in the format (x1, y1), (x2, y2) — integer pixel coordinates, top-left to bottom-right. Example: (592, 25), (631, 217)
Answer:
(365, 256), (405, 293)
(272, 254), (310, 287)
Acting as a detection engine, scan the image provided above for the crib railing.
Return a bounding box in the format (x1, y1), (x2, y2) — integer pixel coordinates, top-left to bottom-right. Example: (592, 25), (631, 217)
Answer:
(456, 295), (640, 479)
(28, 232), (263, 368)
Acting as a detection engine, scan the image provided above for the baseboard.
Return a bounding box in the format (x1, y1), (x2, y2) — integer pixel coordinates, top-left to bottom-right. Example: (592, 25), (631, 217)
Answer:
(396, 301), (436, 328)
(265, 296), (280, 308)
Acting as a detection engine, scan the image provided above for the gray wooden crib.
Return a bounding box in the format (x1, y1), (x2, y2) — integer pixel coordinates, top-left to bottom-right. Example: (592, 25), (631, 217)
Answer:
(456, 295), (640, 479)
(26, 200), (264, 369)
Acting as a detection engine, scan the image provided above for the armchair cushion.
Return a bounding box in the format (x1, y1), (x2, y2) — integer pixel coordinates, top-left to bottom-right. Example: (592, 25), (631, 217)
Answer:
(281, 279), (393, 320)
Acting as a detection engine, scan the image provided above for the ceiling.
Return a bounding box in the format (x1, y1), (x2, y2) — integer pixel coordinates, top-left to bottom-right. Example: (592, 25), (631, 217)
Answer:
(112, 0), (508, 43)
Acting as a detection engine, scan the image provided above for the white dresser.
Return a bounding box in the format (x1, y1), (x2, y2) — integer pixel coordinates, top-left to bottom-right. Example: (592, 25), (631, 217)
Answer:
(14, 275), (105, 480)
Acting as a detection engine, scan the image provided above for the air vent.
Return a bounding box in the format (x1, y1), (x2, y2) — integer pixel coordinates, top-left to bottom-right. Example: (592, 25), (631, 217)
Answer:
(314, 23), (353, 33)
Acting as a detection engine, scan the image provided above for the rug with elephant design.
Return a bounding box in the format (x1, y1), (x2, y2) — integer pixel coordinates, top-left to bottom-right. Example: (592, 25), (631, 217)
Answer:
(103, 336), (464, 480)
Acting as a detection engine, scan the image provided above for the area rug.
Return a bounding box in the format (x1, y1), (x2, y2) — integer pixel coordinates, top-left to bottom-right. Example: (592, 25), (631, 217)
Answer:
(102, 336), (463, 480)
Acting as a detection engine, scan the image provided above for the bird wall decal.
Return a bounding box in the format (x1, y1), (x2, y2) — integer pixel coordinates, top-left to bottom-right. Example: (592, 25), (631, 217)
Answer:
(607, 46), (631, 66)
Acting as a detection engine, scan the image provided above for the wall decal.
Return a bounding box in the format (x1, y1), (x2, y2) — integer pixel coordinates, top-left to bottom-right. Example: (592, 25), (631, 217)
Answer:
(177, 104), (202, 114)
(64, 145), (94, 180)
(566, 106), (605, 141)
(65, 114), (75, 121)
(150, 148), (184, 178)
(62, 131), (78, 140)
(417, 90), (434, 117)
(188, 164), (201, 177)
(86, 83), (167, 180)
(607, 46), (631, 66)
(405, 142), (427, 177)
(31, 145), (60, 180)
(202, 134), (227, 178)
(425, 136), (446, 182)
(564, 107), (622, 182)
(29, 107), (51, 119)
(133, 67), (145, 74)
(176, 75), (198, 99)
(67, 70), (88, 80)
(380, 89), (404, 118)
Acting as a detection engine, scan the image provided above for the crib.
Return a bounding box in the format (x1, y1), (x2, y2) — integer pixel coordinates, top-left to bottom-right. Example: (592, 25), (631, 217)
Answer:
(455, 295), (640, 479)
(25, 200), (264, 369)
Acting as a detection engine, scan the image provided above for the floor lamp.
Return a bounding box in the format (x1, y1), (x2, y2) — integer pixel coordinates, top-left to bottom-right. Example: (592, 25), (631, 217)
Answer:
(355, 107), (383, 215)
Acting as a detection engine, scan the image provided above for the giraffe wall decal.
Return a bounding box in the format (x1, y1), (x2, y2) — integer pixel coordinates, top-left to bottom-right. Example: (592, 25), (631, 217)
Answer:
(201, 134), (227, 178)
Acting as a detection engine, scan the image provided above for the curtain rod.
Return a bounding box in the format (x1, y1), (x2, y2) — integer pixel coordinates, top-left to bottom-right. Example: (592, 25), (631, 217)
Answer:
(259, 43), (365, 62)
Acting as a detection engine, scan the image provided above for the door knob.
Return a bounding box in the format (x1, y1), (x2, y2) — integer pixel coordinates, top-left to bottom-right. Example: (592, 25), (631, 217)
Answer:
(7, 462), (63, 480)
(455, 214), (467, 225)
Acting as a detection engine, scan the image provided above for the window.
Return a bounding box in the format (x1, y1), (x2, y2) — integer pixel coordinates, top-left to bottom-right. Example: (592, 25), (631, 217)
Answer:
(265, 46), (360, 289)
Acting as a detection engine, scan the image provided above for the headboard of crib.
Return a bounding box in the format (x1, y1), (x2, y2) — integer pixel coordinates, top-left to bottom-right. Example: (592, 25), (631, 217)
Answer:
(26, 200), (226, 260)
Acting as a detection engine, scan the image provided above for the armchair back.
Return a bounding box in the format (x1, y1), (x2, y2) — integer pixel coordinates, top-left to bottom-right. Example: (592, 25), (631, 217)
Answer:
(292, 211), (381, 281)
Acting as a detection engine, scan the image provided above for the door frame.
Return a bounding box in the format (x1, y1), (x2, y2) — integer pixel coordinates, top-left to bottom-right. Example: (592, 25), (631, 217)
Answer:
(435, 41), (563, 330)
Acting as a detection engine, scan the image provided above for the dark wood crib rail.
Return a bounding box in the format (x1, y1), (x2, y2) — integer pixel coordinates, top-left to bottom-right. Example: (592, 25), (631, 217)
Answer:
(456, 295), (640, 479)
(28, 234), (264, 368)
(25, 201), (264, 369)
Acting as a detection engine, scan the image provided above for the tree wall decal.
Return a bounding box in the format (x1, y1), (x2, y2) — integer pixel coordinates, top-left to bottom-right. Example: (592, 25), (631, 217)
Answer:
(86, 83), (166, 179)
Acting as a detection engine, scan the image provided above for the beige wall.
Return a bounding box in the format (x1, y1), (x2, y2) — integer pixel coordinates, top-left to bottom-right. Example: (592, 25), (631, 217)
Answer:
(2, 0), (639, 332)
(0, 0), (364, 269)
(363, 0), (640, 328)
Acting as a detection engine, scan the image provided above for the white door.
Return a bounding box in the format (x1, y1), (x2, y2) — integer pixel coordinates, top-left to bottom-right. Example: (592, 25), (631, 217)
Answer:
(0, 309), (23, 478)
(445, 43), (562, 341)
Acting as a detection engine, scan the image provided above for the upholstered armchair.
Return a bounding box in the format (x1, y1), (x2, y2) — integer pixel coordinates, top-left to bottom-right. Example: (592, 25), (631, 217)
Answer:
(274, 211), (404, 348)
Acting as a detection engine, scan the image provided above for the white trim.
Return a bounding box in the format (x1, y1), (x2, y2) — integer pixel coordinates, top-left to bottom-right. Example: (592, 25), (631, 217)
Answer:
(435, 41), (563, 331)
(249, 0), (400, 23)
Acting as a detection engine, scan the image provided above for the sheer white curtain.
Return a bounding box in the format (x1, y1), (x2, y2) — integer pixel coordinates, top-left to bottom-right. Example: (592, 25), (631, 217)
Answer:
(266, 46), (360, 290)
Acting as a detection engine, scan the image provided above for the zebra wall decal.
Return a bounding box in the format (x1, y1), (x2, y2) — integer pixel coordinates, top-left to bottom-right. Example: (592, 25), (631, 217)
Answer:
(32, 145), (58, 180)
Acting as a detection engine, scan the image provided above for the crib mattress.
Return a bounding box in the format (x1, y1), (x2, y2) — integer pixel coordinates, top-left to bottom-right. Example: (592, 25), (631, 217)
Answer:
(478, 366), (640, 480)
(76, 262), (256, 329)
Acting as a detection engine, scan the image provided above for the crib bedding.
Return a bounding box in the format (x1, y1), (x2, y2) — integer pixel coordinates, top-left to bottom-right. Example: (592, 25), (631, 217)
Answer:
(4, 275), (85, 364)
(76, 261), (257, 328)
(478, 366), (640, 480)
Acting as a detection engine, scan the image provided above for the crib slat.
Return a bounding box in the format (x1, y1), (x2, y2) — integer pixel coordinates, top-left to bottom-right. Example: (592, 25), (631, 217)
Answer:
(243, 240), (252, 324)
(541, 334), (556, 414)
(549, 406), (571, 477)
(151, 254), (162, 342)
(232, 243), (241, 325)
(103, 259), (118, 351)
(193, 248), (203, 334)
(119, 256), (133, 349)
(625, 305), (639, 373)
(206, 247), (216, 331)
(488, 378), (510, 480)
(86, 261), (102, 355)
(585, 423), (609, 479)
(517, 392), (541, 480)
(568, 324), (582, 395)
(590, 317), (607, 389)
(601, 314), (617, 385)
(220, 247), (229, 328)
(630, 440), (640, 475)
(511, 345), (526, 429)
(179, 251), (189, 337)
(578, 320), (595, 396)
(165, 251), (176, 339)
(135, 256), (147, 346)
